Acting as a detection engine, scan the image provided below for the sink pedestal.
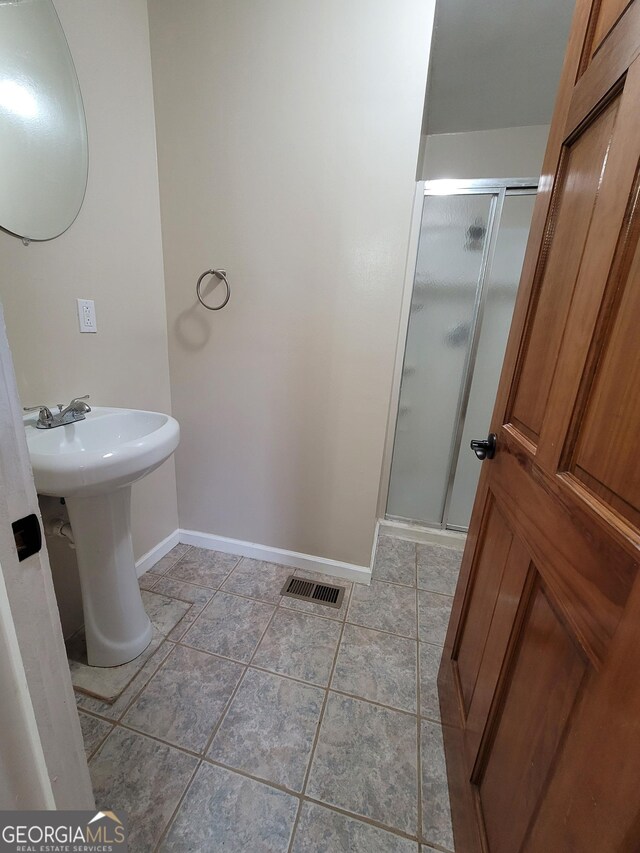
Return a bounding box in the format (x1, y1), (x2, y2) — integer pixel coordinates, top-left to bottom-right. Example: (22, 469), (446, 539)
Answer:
(26, 406), (179, 667)
(66, 486), (152, 667)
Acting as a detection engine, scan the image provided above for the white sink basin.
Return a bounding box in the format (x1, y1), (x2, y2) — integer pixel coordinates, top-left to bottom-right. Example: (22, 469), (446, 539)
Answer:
(25, 406), (179, 496)
(25, 406), (180, 668)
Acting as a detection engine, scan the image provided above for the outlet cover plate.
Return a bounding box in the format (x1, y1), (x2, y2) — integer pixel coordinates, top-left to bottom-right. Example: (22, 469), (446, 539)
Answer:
(77, 298), (97, 333)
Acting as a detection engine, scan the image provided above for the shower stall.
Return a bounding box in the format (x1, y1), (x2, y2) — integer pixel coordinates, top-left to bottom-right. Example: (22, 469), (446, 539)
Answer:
(386, 179), (537, 532)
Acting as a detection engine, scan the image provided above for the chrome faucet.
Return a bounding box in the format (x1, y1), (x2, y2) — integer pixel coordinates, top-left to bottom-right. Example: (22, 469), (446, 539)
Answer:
(25, 395), (91, 429)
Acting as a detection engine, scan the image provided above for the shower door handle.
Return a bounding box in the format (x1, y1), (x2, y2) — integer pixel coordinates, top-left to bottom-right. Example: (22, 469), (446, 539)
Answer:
(470, 433), (497, 461)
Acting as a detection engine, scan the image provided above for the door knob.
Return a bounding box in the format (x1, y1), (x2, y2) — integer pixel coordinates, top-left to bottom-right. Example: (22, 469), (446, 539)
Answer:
(470, 433), (497, 461)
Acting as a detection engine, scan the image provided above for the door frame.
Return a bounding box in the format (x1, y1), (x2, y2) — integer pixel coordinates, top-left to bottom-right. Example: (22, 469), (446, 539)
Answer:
(377, 178), (539, 532)
(0, 303), (93, 809)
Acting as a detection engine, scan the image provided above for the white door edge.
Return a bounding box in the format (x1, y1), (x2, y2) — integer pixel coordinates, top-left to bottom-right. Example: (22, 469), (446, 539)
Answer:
(0, 303), (93, 810)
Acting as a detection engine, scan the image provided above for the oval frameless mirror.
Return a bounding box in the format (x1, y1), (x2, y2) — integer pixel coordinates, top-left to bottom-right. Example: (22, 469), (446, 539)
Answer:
(0, 0), (88, 242)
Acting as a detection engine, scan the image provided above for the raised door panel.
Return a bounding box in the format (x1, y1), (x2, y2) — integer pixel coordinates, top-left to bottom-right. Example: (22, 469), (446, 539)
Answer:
(478, 582), (587, 853)
(508, 98), (619, 445)
(462, 538), (531, 769)
(454, 499), (513, 715)
(569, 215), (640, 530)
(524, 574), (640, 851)
(535, 57), (640, 479)
(492, 435), (635, 663)
(589, 0), (632, 57)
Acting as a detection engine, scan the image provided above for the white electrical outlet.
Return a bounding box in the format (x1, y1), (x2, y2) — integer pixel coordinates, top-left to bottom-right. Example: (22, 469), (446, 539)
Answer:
(77, 298), (97, 333)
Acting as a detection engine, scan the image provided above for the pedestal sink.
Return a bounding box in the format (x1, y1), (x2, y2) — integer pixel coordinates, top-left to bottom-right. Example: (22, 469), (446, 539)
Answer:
(24, 407), (179, 667)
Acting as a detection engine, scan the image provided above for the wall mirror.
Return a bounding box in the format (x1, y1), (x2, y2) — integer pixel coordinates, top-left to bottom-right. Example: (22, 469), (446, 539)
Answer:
(0, 0), (88, 242)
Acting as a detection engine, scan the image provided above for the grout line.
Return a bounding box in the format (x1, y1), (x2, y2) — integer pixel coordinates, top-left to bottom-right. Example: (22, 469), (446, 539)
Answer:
(199, 598), (282, 759)
(345, 615), (417, 641)
(200, 754), (305, 801)
(286, 799), (305, 853)
(415, 541), (424, 847)
(301, 794), (422, 844)
(419, 637), (445, 651)
(194, 585), (280, 608)
(75, 639), (176, 723)
(166, 604), (210, 644)
(77, 713), (114, 761)
(174, 638), (260, 669)
(160, 573), (228, 596)
(278, 598), (349, 624)
(326, 687), (417, 719)
(147, 576), (217, 600)
(147, 544), (193, 577)
(340, 617), (418, 644)
(170, 588), (261, 647)
(115, 640), (178, 717)
(287, 613), (347, 853)
(160, 550), (243, 589)
(197, 666), (248, 754)
(302, 621), (347, 788)
(89, 719), (205, 853)
(175, 592), (277, 663)
(196, 752), (443, 848)
(196, 750), (442, 850)
(417, 588), (455, 601)
(76, 706), (118, 727)
(248, 660), (330, 691)
(152, 758), (202, 852)
(215, 587), (283, 608)
(419, 711), (444, 726)
(109, 719), (204, 762)
(369, 578), (455, 596)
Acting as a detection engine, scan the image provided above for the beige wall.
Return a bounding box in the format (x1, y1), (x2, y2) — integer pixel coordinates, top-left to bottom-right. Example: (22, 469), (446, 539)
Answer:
(0, 0), (178, 632)
(148, 0), (434, 567)
(419, 125), (550, 180)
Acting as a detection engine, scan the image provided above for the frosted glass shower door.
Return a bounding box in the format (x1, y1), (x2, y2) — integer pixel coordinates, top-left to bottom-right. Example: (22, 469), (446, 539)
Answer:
(386, 191), (495, 526)
(446, 192), (536, 528)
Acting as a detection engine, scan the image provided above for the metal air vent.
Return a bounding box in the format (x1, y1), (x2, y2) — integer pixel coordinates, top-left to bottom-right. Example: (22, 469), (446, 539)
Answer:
(281, 575), (345, 609)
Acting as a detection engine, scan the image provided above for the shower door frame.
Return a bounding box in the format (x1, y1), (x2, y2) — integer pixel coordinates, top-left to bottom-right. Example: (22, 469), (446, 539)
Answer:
(379, 178), (538, 534)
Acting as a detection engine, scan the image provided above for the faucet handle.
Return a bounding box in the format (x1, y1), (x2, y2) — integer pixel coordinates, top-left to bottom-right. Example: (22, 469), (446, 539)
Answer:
(23, 405), (53, 423)
(62, 395), (91, 415)
(58, 395), (90, 410)
(24, 404), (52, 414)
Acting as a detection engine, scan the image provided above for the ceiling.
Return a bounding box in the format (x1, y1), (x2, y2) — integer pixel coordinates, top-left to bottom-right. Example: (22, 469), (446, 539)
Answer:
(424, 0), (576, 135)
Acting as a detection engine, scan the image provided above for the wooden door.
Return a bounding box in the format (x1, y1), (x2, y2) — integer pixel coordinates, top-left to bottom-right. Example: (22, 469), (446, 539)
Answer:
(438, 2), (640, 851)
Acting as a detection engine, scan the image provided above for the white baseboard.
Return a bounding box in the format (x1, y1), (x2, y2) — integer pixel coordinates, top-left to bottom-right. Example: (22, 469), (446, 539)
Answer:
(178, 528), (372, 585)
(135, 529), (180, 577)
(379, 518), (466, 550)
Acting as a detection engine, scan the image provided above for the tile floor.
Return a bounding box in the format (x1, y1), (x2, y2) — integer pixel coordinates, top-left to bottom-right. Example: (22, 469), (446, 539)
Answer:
(76, 533), (462, 852)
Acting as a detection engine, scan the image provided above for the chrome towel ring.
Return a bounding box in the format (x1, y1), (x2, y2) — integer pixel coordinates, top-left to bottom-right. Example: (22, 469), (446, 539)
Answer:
(196, 268), (231, 310)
